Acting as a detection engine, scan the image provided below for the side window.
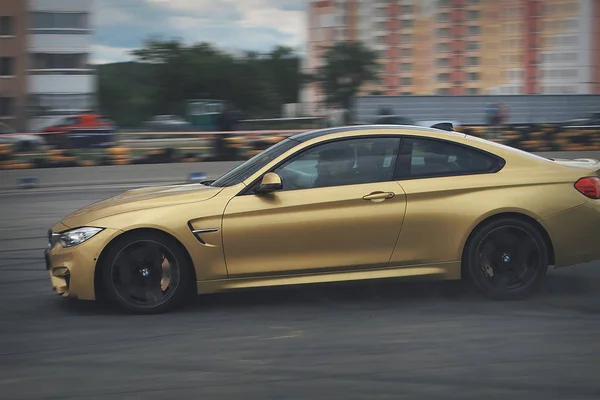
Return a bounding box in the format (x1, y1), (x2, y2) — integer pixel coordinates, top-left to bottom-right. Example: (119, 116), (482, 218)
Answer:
(274, 137), (401, 191)
(395, 137), (500, 179)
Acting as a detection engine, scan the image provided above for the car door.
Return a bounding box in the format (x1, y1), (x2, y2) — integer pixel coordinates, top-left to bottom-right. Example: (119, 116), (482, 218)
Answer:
(222, 136), (407, 277)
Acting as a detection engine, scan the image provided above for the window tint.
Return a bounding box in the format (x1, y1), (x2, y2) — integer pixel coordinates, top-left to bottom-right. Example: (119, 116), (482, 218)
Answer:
(274, 137), (401, 191)
(395, 138), (500, 179)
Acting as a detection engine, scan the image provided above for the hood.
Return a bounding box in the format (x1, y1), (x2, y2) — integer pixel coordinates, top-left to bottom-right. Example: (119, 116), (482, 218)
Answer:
(61, 183), (223, 228)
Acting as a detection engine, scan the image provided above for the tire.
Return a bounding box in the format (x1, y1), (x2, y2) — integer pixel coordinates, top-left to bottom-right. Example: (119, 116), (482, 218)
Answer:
(99, 231), (195, 314)
(463, 217), (549, 300)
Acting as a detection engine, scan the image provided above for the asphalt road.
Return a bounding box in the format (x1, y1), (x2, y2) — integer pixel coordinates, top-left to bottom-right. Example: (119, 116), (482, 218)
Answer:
(1, 157), (600, 399)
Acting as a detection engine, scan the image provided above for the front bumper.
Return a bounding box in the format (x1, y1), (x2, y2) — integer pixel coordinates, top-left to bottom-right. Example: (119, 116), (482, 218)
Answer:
(45, 225), (122, 300)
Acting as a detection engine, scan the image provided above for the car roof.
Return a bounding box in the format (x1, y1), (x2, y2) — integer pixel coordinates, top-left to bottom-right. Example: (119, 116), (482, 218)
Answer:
(288, 124), (465, 143)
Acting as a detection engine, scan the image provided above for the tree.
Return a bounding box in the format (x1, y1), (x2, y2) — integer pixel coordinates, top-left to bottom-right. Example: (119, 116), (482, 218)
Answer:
(97, 38), (303, 127)
(311, 42), (379, 109)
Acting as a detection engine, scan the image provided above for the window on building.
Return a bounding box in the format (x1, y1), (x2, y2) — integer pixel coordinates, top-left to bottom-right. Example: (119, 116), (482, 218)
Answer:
(437, 43), (450, 52)
(401, 34), (412, 43)
(30, 53), (88, 69)
(0, 16), (14, 35)
(468, 26), (480, 35)
(403, 5), (413, 13)
(437, 13), (450, 22)
(467, 10), (480, 20)
(401, 48), (412, 57)
(438, 0), (451, 7)
(437, 73), (450, 82)
(401, 63), (412, 72)
(467, 56), (480, 66)
(467, 41), (479, 50)
(0, 57), (14, 76)
(31, 12), (89, 30)
(0, 97), (14, 117)
(403, 19), (414, 28)
(437, 58), (450, 67)
(467, 72), (480, 81)
(466, 88), (480, 95)
(402, 77), (412, 85)
(437, 88), (450, 95)
(437, 28), (450, 37)
(468, 0), (481, 4)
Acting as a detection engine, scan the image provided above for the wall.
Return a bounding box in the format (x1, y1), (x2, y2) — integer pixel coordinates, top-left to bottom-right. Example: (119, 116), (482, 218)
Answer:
(353, 94), (600, 125)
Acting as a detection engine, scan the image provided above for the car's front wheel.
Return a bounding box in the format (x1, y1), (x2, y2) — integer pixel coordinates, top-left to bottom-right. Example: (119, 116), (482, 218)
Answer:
(99, 231), (194, 313)
(463, 218), (549, 300)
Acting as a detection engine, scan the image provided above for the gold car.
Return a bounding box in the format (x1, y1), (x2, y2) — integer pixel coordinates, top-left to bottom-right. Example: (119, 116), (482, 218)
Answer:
(46, 126), (600, 313)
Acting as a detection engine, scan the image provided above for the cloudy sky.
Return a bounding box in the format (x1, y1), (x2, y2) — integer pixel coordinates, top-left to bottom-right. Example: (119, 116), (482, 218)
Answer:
(92, 0), (306, 64)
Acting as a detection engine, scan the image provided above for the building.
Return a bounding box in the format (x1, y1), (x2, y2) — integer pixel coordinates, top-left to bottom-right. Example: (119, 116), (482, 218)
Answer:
(0, 0), (94, 132)
(302, 0), (600, 111)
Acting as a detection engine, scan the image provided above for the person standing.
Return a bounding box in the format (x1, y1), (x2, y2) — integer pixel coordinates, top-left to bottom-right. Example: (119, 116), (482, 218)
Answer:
(215, 102), (239, 160)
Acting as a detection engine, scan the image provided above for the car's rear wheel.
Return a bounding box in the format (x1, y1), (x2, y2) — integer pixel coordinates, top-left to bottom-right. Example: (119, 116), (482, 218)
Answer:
(464, 218), (549, 300)
(100, 232), (194, 314)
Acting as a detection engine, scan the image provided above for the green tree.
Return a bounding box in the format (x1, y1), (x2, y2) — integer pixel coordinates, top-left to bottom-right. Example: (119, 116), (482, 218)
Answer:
(311, 42), (379, 109)
(97, 38), (303, 127)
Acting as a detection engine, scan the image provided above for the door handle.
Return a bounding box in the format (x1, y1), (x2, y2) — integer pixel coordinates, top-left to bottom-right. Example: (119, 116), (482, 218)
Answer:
(363, 191), (395, 201)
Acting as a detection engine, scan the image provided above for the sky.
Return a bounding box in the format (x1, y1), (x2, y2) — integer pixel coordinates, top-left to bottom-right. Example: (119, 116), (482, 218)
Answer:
(92, 0), (306, 64)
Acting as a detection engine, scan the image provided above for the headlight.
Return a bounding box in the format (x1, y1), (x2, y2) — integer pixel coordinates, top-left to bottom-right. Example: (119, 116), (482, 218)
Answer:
(58, 227), (103, 248)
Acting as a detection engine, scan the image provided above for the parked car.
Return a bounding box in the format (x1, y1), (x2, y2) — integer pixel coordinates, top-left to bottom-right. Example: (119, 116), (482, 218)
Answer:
(561, 112), (600, 127)
(0, 122), (46, 152)
(364, 114), (461, 131)
(42, 113), (117, 149)
(46, 124), (600, 313)
(143, 115), (193, 131)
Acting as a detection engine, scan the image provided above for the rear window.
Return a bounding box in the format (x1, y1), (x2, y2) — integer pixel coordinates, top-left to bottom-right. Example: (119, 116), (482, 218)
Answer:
(395, 137), (503, 179)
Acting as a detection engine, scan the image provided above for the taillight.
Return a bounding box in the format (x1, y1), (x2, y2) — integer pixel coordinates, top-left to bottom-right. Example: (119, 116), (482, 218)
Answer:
(575, 177), (600, 199)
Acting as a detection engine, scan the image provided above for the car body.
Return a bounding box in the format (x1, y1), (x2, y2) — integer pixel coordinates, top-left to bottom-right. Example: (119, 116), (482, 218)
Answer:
(368, 115), (461, 130)
(46, 125), (600, 313)
(561, 112), (600, 128)
(0, 122), (46, 152)
(144, 115), (193, 131)
(42, 114), (116, 149)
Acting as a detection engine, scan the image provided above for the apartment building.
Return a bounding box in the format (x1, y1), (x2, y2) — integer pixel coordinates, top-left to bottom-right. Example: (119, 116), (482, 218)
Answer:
(0, 0), (28, 131)
(303, 0), (600, 110)
(0, 0), (94, 132)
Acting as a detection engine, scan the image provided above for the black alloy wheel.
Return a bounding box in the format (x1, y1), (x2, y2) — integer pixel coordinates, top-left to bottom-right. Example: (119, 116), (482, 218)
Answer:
(100, 232), (194, 313)
(464, 218), (549, 300)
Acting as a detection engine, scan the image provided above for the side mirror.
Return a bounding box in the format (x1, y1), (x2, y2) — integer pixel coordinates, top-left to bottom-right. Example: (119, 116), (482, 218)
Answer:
(255, 172), (283, 194)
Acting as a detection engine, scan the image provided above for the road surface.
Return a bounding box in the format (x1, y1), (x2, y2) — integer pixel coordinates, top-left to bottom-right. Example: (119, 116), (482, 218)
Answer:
(1, 156), (600, 399)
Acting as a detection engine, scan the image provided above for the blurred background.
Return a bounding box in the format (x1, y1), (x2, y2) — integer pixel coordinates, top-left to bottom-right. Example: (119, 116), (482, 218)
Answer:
(2, 2), (600, 399)
(0, 0), (599, 168)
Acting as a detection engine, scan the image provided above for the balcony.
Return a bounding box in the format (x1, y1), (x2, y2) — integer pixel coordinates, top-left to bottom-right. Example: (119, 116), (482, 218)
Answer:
(28, 74), (95, 94)
(29, 34), (91, 52)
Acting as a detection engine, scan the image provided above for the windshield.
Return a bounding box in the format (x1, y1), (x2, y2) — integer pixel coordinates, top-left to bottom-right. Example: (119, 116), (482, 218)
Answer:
(211, 138), (300, 187)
